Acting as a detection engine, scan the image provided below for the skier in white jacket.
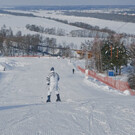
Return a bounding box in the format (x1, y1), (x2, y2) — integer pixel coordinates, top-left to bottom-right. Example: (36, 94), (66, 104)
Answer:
(46, 67), (61, 102)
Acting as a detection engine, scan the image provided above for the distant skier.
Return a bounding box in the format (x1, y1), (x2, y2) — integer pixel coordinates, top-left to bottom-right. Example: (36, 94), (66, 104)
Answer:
(72, 68), (75, 74)
(46, 67), (61, 102)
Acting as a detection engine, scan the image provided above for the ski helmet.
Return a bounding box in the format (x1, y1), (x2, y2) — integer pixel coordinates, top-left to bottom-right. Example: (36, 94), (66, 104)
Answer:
(50, 67), (54, 71)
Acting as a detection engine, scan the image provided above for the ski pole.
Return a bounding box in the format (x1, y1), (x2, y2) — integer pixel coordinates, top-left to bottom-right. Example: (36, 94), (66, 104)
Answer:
(41, 85), (49, 99)
(58, 86), (60, 91)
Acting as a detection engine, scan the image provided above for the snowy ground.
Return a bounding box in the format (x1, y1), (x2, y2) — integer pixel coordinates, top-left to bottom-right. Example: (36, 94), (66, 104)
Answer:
(0, 57), (135, 135)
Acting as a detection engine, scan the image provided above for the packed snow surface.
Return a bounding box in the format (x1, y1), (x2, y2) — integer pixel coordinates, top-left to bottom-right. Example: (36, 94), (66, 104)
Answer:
(0, 57), (135, 135)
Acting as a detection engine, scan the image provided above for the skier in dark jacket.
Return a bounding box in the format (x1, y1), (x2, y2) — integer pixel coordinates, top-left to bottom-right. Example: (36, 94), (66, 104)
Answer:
(46, 67), (61, 102)
(72, 68), (75, 74)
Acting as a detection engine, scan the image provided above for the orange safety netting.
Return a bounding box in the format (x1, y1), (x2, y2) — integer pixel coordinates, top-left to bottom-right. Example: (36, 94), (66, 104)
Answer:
(78, 66), (135, 96)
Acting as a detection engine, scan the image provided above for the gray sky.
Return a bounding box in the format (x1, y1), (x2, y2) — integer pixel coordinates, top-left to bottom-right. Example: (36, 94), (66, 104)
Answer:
(0, 0), (135, 6)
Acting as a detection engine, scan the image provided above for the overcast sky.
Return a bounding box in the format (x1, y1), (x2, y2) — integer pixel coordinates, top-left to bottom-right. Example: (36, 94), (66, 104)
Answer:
(0, 0), (135, 6)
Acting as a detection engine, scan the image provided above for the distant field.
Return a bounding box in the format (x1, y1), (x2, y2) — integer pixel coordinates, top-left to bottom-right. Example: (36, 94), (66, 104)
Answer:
(64, 11), (135, 23)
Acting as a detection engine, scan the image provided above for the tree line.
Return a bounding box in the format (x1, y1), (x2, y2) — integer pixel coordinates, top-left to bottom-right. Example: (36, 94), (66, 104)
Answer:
(45, 17), (116, 36)
(26, 24), (66, 36)
(0, 25), (74, 57)
(26, 24), (110, 38)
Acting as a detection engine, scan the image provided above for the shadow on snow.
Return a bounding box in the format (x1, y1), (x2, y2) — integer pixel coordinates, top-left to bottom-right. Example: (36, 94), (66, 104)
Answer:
(0, 103), (42, 111)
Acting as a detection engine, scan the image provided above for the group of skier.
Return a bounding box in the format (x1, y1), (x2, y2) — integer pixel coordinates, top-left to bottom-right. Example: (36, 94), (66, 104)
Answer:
(46, 67), (75, 103)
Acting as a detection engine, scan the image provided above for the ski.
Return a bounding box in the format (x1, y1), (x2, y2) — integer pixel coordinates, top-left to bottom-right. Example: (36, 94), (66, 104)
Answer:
(41, 97), (61, 104)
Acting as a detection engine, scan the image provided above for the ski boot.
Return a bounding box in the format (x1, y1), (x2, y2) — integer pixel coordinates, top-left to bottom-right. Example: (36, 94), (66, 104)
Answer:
(46, 95), (51, 102)
(56, 94), (61, 102)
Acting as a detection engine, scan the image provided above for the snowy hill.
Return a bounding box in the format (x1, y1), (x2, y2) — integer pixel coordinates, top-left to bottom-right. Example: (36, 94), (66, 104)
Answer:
(0, 57), (135, 135)
(5, 9), (135, 35)
(0, 13), (90, 48)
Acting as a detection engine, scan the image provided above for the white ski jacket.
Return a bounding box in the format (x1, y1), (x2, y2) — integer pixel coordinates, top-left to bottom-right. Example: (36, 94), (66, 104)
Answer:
(46, 71), (60, 91)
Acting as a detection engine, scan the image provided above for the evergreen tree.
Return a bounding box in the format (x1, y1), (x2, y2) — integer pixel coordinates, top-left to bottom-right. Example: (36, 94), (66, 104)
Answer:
(101, 40), (128, 75)
(101, 41), (113, 71)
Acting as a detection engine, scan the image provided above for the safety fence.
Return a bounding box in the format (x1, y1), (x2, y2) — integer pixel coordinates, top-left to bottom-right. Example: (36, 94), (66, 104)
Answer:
(7, 55), (45, 57)
(78, 66), (135, 96)
(6, 55), (59, 59)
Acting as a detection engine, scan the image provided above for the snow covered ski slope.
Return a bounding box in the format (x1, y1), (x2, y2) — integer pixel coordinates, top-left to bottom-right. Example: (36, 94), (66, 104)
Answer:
(0, 57), (135, 135)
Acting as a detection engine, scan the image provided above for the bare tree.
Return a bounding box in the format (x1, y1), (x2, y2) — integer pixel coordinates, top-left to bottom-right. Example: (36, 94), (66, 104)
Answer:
(91, 37), (103, 72)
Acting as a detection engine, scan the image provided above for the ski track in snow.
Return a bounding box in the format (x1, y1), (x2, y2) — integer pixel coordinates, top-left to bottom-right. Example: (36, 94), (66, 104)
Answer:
(0, 57), (135, 135)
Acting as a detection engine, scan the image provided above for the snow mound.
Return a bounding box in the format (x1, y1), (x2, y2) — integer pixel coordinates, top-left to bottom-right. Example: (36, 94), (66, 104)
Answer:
(0, 64), (5, 71)
(0, 58), (29, 70)
(123, 90), (131, 95)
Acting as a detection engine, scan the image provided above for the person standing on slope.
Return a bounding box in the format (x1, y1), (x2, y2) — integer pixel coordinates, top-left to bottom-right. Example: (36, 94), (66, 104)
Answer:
(46, 67), (61, 102)
(72, 68), (75, 74)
